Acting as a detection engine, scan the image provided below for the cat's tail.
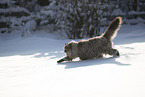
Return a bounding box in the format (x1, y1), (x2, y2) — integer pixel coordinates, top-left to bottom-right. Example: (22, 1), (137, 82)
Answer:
(102, 17), (122, 40)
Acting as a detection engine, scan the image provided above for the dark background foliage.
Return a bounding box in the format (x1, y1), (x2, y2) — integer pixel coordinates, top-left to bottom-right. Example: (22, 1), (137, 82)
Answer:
(0, 0), (145, 38)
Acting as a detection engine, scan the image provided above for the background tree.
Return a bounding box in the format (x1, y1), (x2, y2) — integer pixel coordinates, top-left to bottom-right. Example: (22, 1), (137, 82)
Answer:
(54, 0), (108, 39)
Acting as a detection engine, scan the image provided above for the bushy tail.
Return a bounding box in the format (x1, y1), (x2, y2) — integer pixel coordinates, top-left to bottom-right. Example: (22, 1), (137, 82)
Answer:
(102, 17), (122, 40)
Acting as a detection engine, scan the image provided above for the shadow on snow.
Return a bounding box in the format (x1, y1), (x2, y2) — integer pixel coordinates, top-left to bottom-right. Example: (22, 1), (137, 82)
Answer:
(57, 56), (131, 69)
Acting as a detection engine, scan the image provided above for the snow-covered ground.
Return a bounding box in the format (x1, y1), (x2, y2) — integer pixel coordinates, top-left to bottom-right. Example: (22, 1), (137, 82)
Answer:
(0, 24), (145, 97)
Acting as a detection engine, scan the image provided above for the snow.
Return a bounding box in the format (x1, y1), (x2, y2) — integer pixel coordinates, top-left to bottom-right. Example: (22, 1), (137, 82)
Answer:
(0, 24), (145, 97)
(21, 20), (37, 36)
(0, 0), (12, 4)
(128, 11), (145, 15)
(111, 8), (125, 16)
(0, 6), (30, 14)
